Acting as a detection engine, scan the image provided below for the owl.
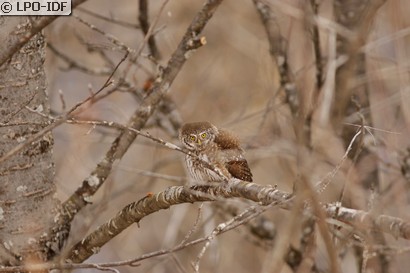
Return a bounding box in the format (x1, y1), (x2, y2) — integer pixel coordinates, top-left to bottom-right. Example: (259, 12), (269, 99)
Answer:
(179, 121), (253, 183)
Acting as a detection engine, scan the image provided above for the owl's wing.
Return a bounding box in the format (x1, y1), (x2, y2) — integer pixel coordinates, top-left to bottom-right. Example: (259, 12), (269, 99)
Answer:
(214, 129), (241, 149)
(214, 129), (253, 182)
(226, 160), (253, 182)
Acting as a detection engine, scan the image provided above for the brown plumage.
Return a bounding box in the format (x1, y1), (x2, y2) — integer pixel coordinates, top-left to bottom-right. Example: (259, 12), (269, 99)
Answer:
(179, 121), (253, 183)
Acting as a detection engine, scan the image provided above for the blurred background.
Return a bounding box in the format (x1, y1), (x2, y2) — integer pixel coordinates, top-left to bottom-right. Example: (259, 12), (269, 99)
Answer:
(43, 0), (410, 272)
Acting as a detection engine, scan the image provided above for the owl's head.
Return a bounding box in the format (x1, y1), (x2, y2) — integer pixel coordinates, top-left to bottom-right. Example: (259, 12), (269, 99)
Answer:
(179, 121), (219, 151)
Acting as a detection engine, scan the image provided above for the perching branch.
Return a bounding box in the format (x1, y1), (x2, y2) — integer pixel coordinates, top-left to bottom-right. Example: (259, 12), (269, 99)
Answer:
(68, 181), (289, 262)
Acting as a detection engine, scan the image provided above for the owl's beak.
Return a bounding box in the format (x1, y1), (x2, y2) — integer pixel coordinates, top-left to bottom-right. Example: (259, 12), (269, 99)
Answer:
(197, 139), (202, 145)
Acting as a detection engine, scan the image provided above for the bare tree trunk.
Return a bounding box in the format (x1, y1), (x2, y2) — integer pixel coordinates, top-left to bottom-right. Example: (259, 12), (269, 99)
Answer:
(0, 17), (59, 266)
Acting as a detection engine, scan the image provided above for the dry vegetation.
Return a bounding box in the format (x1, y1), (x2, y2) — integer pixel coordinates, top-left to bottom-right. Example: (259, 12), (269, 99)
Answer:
(2, 0), (410, 272)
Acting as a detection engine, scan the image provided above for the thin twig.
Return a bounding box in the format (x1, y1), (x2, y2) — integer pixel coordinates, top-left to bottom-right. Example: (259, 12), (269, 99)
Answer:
(0, 52), (128, 165)
(48, 43), (112, 76)
(310, 0), (323, 90)
(78, 7), (140, 29)
(178, 204), (204, 247)
(138, 0), (161, 59)
(74, 14), (135, 54)
(315, 129), (362, 193)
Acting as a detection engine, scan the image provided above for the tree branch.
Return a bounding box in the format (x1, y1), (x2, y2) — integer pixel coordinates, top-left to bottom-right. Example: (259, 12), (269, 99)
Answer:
(138, 0), (161, 59)
(0, 0), (88, 66)
(68, 181), (288, 262)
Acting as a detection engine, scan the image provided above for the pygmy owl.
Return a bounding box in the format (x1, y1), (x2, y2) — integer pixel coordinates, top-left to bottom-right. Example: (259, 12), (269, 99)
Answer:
(179, 121), (253, 183)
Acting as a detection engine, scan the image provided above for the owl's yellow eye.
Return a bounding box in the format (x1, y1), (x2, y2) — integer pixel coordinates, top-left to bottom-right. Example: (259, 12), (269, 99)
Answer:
(200, 133), (207, 139)
(189, 135), (196, 141)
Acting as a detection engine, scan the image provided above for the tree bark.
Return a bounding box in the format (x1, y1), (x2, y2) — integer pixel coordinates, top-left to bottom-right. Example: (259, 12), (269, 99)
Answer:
(0, 17), (59, 266)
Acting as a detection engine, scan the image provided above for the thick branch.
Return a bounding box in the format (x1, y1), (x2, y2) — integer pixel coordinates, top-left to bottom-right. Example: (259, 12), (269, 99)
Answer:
(68, 181), (289, 262)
